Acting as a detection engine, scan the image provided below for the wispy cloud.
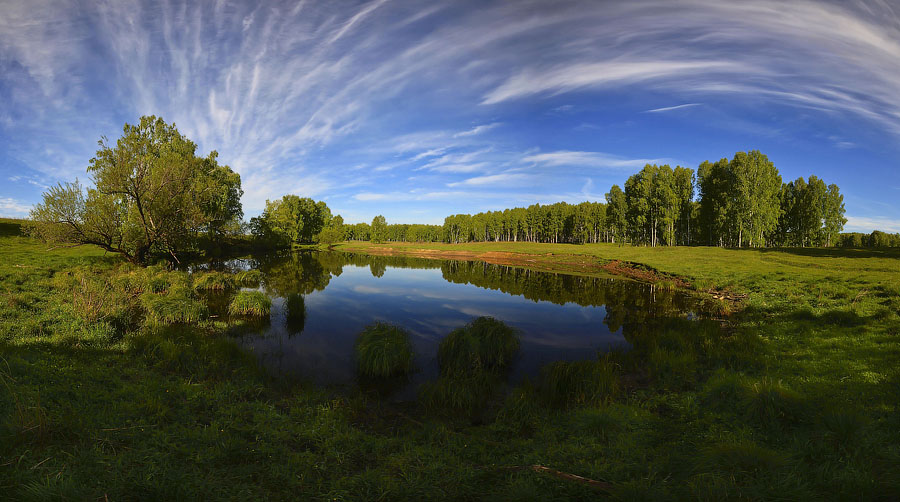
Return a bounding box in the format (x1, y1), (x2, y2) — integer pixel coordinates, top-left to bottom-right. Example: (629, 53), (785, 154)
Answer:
(454, 123), (501, 138)
(522, 151), (668, 170)
(644, 103), (701, 113)
(2, 0), (900, 223)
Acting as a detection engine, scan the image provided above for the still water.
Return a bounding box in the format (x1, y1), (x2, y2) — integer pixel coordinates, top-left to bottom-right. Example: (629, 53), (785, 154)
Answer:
(203, 251), (701, 397)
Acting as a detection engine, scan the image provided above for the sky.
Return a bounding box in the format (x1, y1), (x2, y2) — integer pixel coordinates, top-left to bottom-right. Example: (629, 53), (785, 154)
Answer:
(1, 0), (900, 231)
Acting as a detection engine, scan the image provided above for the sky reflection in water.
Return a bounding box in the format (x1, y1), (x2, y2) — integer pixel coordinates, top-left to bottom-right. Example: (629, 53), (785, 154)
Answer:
(220, 252), (697, 399)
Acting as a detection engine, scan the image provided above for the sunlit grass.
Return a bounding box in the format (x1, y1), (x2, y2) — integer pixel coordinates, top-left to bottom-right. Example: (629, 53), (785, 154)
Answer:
(235, 269), (263, 287)
(193, 271), (235, 291)
(228, 291), (271, 317)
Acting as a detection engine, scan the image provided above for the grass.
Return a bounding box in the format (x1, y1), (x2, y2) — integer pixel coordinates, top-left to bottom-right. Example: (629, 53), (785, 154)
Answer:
(2, 219), (899, 499)
(355, 322), (414, 378)
(437, 316), (520, 376)
(192, 271), (235, 291)
(539, 357), (619, 408)
(235, 269), (263, 287)
(227, 291), (271, 317)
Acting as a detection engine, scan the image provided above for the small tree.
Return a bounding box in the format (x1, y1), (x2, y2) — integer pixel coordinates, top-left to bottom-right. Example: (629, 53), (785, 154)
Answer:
(371, 215), (387, 243)
(28, 116), (242, 264)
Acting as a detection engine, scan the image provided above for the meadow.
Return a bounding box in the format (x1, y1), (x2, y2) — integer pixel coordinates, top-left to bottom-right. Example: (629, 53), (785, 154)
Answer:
(2, 218), (899, 500)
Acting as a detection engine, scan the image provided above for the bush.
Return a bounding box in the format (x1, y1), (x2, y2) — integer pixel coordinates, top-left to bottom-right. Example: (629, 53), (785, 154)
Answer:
(539, 358), (618, 408)
(228, 291), (271, 317)
(355, 322), (414, 378)
(437, 317), (519, 376)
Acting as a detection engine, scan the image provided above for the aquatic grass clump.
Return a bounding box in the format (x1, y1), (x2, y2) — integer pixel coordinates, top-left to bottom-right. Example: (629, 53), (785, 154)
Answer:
(539, 357), (618, 408)
(235, 269), (263, 287)
(141, 292), (206, 325)
(228, 291), (271, 317)
(193, 271), (235, 291)
(437, 317), (519, 376)
(355, 322), (414, 378)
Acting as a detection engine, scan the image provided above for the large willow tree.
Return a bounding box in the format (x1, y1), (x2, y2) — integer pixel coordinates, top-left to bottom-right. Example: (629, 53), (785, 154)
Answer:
(28, 116), (242, 264)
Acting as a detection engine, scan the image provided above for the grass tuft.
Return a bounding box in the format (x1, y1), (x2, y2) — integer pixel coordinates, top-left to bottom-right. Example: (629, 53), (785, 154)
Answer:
(742, 377), (806, 430)
(228, 291), (271, 317)
(193, 271), (235, 291)
(235, 269), (263, 287)
(355, 322), (414, 378)
(539, 357), (618, 408)
(437, 317), (519, 376)
(141, 292), (206, 325)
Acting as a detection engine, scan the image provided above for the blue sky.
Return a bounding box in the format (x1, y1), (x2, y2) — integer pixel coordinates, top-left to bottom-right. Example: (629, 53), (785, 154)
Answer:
(1, 0), (899, 231)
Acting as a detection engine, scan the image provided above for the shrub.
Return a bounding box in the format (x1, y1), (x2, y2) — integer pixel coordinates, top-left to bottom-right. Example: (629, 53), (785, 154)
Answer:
(193, 271), (235, 291)
(228, 291), (271, 317)
(539, 357), (618, 408)
(437, 317), (519, 376)
(355, 322), (414, 378)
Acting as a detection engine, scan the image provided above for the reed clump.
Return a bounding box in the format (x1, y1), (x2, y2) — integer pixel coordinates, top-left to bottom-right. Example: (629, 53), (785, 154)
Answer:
(228, 291), (271, 317)
(141, 292), (206, 325)
(235, 269), (263, 287)
(437, 317), (519, 376)
(193, 271), (235, 291)
(355, 322), (414, 378)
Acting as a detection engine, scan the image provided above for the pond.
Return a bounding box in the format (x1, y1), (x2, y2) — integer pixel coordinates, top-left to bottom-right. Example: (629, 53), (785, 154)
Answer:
(201, 251), (704, 399)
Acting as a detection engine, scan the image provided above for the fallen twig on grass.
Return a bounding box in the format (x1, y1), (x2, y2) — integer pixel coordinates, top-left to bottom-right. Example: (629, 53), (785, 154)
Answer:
(488, 464), (613, 491)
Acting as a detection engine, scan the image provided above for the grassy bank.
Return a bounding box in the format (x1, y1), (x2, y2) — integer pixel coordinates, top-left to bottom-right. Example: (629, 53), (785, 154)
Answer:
(2, 222), (899, 500)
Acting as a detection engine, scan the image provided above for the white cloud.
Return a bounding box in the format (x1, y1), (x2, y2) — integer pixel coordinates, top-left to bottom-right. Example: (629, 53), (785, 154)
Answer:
(522, 151), (667, 170)
(482, 61), (742, 105)
(845, 216), (900, 233)
(453, 122), (501, 137)
(644, 103), (701, 113)
(0, 197), (32, 217)
(447, 172), (533, 187)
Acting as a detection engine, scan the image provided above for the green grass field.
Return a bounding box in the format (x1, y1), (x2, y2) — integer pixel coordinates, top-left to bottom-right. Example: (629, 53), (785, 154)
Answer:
(2, 219), (899, 500)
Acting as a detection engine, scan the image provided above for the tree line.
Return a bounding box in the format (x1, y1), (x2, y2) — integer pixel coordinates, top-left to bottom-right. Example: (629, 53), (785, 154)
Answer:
(28, 117), (892, 264)
(440, 150), (849, 248)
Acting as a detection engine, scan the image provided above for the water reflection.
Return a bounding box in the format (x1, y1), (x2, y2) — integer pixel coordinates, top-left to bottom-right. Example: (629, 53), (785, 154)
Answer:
(211, 251), (703, 399)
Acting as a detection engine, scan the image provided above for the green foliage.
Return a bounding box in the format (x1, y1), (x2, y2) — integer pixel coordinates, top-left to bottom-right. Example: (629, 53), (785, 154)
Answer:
(355, 322), (414, 378)
(27, 116), (242, 263)
(539, 358), (618, 408)
(437, 317), (519, 376)
(370, 214), (387, 243)
(228, 291), (271, 317)
(250, 195), (333, 246)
